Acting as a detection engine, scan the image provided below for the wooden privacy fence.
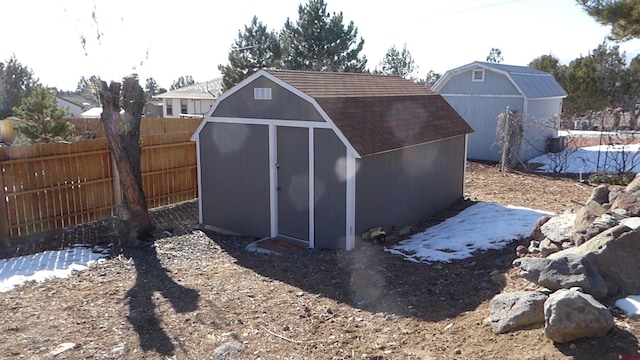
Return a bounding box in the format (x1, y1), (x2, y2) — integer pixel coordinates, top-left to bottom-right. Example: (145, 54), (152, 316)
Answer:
(0, 132), (197, 241)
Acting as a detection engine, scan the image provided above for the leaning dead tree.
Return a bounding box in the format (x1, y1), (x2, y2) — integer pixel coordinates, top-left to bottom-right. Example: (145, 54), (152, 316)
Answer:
(496, 106), (525, 171)
(99, 75), (154, 244)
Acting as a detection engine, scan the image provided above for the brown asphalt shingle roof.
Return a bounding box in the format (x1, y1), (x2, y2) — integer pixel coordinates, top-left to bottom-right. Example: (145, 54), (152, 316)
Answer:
(264, 70), (473, 156)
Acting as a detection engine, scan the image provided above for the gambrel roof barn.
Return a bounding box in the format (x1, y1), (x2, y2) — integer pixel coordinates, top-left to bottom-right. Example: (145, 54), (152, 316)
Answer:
(192, 69), (473, 250)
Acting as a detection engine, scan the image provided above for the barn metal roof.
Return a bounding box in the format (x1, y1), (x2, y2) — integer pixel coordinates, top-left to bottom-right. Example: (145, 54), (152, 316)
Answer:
(433, 61), (568, 99)
(263, 70), (474, 156)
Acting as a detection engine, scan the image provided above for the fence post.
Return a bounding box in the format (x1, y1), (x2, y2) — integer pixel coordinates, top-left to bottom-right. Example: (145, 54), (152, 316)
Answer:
(0, 163), (10, 243)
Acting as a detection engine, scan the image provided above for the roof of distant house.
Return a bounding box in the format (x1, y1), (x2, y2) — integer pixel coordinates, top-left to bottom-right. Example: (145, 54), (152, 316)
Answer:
(155, 78), (223, 100)
(56, 93), (100, 109)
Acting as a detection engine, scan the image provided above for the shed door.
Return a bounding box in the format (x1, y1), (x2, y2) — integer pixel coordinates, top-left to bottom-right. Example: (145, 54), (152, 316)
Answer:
(276, 126), (309, 241)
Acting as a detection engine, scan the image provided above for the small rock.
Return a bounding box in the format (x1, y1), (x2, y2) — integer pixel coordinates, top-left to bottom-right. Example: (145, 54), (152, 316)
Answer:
(49, 343), (75, 356)
(454, 348), (462, 355)
(539, 238), (561, 257)
(516, 245), (528, 257)
(296, 291), (304, 297)
(282, 325), (290, 331)
(212, 341), (242, 360)
(528, 240), (540, 254)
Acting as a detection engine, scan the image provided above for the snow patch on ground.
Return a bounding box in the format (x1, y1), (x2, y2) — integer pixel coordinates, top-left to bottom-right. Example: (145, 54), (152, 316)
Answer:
(615, 295), (640, 317)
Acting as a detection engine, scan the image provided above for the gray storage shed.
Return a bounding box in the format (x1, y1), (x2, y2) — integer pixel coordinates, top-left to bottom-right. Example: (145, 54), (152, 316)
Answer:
(432, 61), (567, 162)
(191, 69), (473, 250)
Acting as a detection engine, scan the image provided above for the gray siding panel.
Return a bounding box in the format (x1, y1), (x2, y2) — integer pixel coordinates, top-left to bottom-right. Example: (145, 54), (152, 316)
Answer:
(313, 129), (347, 249)
(199, 122), (270, 237)
(439, 69), (520, 96)
(212, 77), (325, 121)
(443, 95), (524, 162)
(355, 136), (466, 235)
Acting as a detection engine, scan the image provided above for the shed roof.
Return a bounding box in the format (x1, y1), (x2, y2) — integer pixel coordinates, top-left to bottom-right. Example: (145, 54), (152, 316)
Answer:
(433, 61), (567, 99)
(263, 70), (473, 156)
(155, 78), (223, 100)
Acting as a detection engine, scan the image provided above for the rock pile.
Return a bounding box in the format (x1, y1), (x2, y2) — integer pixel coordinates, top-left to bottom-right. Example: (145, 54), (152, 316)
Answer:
(490, 176), (640, 343)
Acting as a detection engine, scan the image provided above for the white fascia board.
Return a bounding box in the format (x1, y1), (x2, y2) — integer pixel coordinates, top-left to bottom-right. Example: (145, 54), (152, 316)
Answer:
(195, 139), (204, 224)
(202, 116), (333, 129)
(439, 93), (524, 99)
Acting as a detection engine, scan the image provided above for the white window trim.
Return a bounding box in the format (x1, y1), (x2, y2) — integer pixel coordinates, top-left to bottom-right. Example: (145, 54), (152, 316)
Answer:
(472, 69), (485, 82)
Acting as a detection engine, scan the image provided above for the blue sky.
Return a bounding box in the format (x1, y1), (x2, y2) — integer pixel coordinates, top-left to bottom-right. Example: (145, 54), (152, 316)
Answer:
(2, 0), (640, 91)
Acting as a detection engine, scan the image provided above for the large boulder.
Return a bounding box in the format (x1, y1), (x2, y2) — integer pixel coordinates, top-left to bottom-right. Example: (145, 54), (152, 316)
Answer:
(489, 291), (548, 334)
(570, 213), (618, 246)
(544, 289), (614, 343)
(554, 224), (640, 298)
(540, 212), (576, 245)
(573, 201), (606, 230)
(611, 174), (640, 216)
(515, 253), (608, 299)
(586, 184), (610, 205)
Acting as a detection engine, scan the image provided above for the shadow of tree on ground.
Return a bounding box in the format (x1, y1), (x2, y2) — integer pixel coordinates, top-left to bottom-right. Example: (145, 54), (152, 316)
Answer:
(123, 245), (200, 356)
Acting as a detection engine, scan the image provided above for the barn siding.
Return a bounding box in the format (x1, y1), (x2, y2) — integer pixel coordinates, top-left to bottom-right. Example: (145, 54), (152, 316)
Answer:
(199, 122), (271, 237)
(438, 69), (520, 96)
(354, 135), (466, 235)
(211, 77), (325, 122)
(442, 96), (524, 162)
(313, 128), (347, 249)
(521, 98), (563, 161)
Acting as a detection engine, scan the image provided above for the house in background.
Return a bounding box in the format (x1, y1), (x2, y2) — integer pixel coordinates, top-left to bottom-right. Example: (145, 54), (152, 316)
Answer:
(155, 78), (222, 118)
(432, 61), (567, 162)
(191, 69), (473, 250)
(56, 93), (100, 119)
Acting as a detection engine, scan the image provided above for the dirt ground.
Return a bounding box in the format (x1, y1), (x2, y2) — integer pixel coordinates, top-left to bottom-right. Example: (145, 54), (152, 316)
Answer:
(0, 161), (638, 359)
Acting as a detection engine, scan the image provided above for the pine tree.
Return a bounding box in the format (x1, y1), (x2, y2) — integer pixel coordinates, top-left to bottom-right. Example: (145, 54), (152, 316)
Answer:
(170, 75), (195, 90)
(379, 44), (416, 79)
(577, 0), (640, 41)
(281, 0), (367, 72)
(218, 16), (282, 91)
(12, 85), (77, 144)
(0, 55), (39, 119)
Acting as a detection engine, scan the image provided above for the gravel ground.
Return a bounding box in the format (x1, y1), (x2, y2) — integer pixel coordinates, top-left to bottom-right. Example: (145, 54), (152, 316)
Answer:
(0, 161), (638, 359)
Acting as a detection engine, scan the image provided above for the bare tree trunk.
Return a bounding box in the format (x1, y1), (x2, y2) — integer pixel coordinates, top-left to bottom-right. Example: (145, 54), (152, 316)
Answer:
(99, 76), (154, 245)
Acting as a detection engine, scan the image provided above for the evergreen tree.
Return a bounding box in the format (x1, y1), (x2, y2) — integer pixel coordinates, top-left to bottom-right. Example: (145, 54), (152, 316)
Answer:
(0, 55), (39, 119)
(76, 75), (101, 104)
(12, 85), (77, 144)
(281, 0), (367, 72)
(144, 77), (161, 97)
(379, 44), (416, 79)
(577, 0), (640, 41)
(418, 70), (442, 89)
(528, 54), (568, 92)
(218, 16), (283, 91)
(170, 75), (195, 90)
(486, 48), (504, 63)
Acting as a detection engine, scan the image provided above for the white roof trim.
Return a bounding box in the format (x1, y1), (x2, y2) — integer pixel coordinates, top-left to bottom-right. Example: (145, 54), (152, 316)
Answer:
(191, 70), (362, 158)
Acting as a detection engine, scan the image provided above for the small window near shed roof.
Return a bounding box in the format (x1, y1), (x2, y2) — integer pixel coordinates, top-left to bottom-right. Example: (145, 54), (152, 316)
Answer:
(254, 87), (272, 100)
(472, 69), (485, 82)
